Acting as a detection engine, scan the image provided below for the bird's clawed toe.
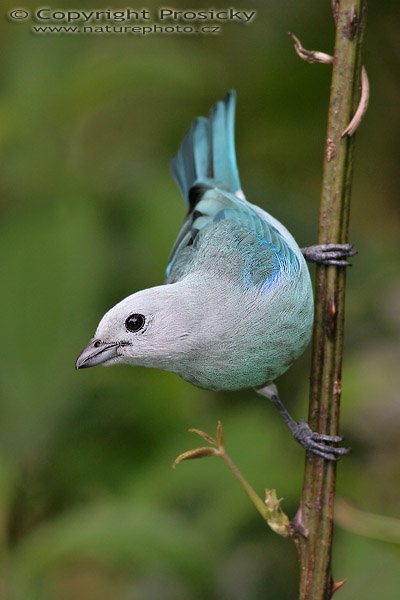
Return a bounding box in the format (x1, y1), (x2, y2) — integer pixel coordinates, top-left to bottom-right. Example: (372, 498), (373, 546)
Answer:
(310, 431), (343, 443)
(301, 243), (357, 267)
(294, 420), (350, 461)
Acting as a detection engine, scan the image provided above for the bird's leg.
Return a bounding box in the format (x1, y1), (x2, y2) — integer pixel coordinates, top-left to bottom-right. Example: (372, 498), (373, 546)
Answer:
(301, 243), (357, 267)
(256, 384), (350, 461)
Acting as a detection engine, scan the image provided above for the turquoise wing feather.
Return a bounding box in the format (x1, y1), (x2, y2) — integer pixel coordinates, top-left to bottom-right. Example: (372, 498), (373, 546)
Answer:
(165, 186), (301, 287)
(167, 91), (302, 288)
(170, 90), (241, 203)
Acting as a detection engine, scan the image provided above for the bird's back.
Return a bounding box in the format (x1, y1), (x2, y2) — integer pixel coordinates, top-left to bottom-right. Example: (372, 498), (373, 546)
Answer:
(166, 92), (314, 390)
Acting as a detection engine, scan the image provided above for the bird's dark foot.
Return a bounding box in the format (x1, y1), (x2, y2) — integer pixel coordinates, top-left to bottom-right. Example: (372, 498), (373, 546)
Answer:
(256, 385), (350, 461)
(301, 243), (357, 267)
(293, 419), (350, 461)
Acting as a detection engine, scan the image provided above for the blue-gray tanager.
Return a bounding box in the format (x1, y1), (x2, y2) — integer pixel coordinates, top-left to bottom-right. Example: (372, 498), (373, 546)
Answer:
(76, 92), (351, 460)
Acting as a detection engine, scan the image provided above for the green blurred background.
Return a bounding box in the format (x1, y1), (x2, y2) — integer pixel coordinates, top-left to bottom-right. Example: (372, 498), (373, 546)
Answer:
(1, 1), (399, 598)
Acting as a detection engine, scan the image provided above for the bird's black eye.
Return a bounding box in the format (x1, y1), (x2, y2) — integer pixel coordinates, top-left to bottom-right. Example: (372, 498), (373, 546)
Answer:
(125, 313), (146, 333)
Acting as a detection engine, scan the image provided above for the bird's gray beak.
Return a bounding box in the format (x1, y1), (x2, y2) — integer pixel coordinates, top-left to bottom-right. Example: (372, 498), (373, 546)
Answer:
(75, 339), (119, 369)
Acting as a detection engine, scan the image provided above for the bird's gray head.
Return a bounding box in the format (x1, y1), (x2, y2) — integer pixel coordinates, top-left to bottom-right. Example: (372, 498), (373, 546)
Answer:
(76, 282), (201, 371)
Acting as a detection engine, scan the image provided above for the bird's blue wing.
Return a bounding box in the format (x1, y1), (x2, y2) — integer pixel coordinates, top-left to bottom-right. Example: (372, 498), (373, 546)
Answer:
(165, 185), (301, 288)
(167, 91), (302, 288)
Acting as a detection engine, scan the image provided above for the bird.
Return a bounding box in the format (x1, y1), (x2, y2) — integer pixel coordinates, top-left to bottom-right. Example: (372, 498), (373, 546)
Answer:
(76, 92), (351, 460)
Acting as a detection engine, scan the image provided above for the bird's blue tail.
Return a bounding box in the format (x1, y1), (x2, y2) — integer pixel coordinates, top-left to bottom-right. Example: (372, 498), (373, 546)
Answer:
(170, 91), (241, 206)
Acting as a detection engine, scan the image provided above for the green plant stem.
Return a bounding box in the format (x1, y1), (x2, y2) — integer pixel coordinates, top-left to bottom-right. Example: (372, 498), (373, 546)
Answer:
(294, 2), (367, 599)
(217, 446), (290, 537)
(175, 425), (291, 536)
(217, 449), (268, 522)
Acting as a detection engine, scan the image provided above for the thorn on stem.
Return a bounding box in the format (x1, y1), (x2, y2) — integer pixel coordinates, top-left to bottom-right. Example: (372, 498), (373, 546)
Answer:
(288, 30), (368, 138)
(341, 66), (370, 137)
(332, 579), (347, 595)
(288, 32), (333, 64)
